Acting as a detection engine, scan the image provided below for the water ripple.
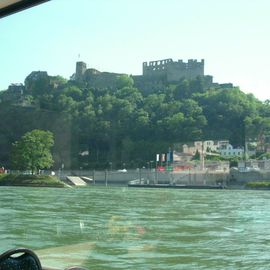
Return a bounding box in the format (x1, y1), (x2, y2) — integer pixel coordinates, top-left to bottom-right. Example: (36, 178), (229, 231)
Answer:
(1, 187), (270, 269)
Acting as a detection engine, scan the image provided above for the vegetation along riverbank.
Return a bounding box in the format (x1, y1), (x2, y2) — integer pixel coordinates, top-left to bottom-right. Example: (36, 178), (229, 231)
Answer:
(245, 181), (270, 190)
(0, 174), (65, 188)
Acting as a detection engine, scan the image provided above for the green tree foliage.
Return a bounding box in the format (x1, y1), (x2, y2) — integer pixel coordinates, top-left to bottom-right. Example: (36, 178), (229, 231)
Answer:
(11, 130), (54, 174)
(194, 87), (261, 144)
(24, 71), (51, 97)
(116, 74), (134, 89)
(62, 86), (83, 101)
(192, 150), (200, 160)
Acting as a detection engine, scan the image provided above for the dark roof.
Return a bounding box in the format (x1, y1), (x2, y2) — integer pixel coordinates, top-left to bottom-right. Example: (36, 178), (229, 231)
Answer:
(0, 0), (49, 18)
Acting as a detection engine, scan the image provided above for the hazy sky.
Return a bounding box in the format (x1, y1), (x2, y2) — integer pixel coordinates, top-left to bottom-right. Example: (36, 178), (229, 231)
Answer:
(1, 0), (269, 101)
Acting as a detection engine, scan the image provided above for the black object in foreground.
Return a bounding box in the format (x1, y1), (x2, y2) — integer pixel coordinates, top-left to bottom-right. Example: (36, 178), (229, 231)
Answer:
(0, 248), (42, 270)
(0, 248), (89, 270)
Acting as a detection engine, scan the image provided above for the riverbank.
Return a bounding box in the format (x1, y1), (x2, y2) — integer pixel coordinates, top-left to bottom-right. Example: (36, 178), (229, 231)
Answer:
(244, 181), (270, 190)
(0, 174), (65, 187)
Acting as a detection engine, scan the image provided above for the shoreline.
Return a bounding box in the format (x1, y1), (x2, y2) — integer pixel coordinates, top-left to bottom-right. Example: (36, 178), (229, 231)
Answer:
(0, 174), (65, 188)
(1, 173), (270, 190)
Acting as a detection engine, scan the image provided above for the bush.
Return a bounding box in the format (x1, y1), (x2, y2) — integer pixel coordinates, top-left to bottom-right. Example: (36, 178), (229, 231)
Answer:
(246, 181), (270, 189)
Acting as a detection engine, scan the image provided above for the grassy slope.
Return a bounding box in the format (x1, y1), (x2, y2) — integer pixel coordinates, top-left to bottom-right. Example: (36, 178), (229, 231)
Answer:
(0, 174), (65, 187)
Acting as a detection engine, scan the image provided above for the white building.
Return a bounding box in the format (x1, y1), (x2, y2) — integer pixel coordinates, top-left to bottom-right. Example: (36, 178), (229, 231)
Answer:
(183, 140), (229, 155)
(218, 143), (244, 158)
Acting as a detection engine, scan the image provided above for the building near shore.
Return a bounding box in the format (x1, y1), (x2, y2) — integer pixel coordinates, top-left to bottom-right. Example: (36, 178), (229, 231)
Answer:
(182, 140), (245, 158)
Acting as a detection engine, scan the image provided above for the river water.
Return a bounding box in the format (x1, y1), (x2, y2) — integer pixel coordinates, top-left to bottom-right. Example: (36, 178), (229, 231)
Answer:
(1, 186), (270, 269)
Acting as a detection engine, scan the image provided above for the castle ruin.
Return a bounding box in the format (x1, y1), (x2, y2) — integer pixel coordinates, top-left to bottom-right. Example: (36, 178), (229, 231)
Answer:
(142, 58), (204, 82)
(74, 61), (124, 89)
(73, 58), (216, 92)
(75, 58), (204, 85)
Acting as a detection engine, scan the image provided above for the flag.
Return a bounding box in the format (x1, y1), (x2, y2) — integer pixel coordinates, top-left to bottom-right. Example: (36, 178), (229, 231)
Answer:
(161, 154), (165, 162)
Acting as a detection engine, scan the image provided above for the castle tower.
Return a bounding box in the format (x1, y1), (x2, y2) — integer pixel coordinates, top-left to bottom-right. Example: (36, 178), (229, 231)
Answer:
(75, 61), (87, 81)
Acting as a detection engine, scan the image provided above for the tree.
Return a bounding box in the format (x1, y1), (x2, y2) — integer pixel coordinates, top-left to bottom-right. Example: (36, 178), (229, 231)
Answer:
(192, 150), (201, 160)
(116, 74), (134, 89)
(24, 71), (50, 97)
(174, 79), (190, 99)
(62, 85), (83, 101)
(11, 130), (54, 174)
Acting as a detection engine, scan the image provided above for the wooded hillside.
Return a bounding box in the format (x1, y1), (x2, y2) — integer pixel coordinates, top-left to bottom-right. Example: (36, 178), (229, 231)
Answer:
(0, 72), (269, 169)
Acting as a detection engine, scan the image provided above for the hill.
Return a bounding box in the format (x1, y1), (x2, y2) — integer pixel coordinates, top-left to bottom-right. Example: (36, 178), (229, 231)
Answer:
(0, 63), (270, 170)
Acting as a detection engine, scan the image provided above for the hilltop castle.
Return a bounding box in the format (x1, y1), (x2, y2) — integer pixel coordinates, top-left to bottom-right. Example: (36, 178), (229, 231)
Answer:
(74, 58), (205, 84)
(71, 58), (232, 92)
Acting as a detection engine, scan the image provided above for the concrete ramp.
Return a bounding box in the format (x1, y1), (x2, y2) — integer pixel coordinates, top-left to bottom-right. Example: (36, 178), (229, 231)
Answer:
(66, 176), (87, 186)
(81, 176), (93, 183)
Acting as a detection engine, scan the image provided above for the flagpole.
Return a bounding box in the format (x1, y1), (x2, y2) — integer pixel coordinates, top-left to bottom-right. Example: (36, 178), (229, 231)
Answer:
(155, 154), (159, 184)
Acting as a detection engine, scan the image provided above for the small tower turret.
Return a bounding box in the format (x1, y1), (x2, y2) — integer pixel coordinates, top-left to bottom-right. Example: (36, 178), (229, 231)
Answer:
(75, 61), (87, 81)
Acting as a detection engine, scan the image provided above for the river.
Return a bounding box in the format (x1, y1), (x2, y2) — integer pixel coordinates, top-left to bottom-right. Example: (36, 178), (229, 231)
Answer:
(1, 186), (270, 269)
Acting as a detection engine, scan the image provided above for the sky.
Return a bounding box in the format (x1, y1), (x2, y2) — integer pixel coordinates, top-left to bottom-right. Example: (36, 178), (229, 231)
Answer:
(0, 0), (269, 101)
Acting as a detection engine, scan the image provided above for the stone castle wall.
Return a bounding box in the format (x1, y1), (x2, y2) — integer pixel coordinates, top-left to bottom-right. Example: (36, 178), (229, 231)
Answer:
(75, 62), (123, 88)
(74, 58), (205, 89)
(143, 58), (204, 82)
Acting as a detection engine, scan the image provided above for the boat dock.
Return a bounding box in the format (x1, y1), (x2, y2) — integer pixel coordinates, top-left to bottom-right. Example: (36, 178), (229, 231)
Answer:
(128, 183), (225, 189)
